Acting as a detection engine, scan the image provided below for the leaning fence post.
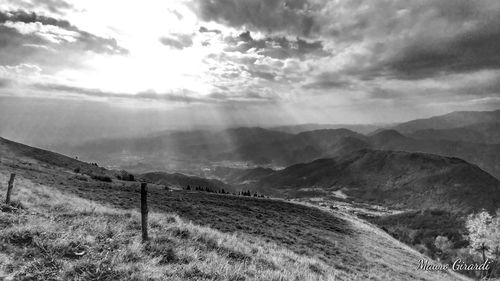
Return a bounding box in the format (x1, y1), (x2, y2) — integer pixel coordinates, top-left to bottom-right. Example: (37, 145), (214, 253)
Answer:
(5, 173), (15, 204)
(141, 182), (149, 242)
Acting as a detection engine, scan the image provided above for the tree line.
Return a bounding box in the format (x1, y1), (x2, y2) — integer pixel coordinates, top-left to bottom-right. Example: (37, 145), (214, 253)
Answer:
(185, 185), (266, 198)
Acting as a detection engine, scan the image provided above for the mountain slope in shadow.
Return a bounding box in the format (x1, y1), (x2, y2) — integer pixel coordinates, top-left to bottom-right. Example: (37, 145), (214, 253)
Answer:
(368, 129), (500, 178)
(255, 149), (500, 213)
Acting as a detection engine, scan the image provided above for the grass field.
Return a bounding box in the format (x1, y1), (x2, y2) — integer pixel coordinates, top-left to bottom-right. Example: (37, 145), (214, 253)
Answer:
(0, 173), (345, 280)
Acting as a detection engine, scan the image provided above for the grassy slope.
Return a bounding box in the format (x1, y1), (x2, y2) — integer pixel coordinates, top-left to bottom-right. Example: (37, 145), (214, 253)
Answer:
(138, 172), (232, 192)
(0, 173), (337, 281)
(0, 139), (465, 280)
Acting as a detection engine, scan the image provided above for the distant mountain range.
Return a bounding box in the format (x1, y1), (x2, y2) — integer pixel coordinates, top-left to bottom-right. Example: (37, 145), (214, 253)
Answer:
(2, 135), (499, 213)
(392, 110), (500, 133)
(53, 109), (500, 179)
(270, 123), (384, 135)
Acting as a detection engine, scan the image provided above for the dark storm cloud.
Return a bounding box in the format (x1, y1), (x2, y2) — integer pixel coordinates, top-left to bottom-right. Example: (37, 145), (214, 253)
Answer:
(378, 25), (500, 80)
(225, 31), (326, 60)
(332, 0), (500, 80)
(192, 0), (320, 37)
(159, 34), (193, 49)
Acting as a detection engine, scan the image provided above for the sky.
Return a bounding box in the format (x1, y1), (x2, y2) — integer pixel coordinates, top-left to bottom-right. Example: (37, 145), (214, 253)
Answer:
(1, 0), (500, 145)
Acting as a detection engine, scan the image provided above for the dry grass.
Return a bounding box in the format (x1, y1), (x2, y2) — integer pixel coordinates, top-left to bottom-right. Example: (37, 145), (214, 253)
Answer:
(0, 172), (349, 281)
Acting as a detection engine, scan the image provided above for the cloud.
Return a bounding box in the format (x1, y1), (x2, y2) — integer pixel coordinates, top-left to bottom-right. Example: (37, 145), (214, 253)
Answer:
(302, 73), (352, 90)
(378, 24), (500, 80)
(0, 63), (41, 75)
(208, 89), (280, 102)
(0, 10), (127, 54)
(30, 82), (281, 105)
(199, 26), (221, 34)
(3, 0), (500, 124)
(225, 31), (327, 60)
(0, 10), (128, 72)
(192, 0), (320, 37)
(32, 83), (207, 103)
(0, 10), (72, 28)
(159, 33), (193, 49)
(325, 0), (500, 80)
(0, 64), (42, 89)
(2, 0), (74, 15)
(247, 70), (276, 81)
(194, 0), (500, 81)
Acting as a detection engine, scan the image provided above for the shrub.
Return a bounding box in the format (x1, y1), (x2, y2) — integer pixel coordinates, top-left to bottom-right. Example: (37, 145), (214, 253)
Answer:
(116, 170), (135, 182)
(91, 174), (112, 182)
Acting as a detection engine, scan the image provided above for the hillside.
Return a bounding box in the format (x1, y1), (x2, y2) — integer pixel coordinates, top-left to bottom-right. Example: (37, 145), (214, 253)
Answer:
(0, 172), (339, 280)
(0, 137), (109, 177)
(0, 137), (464, 280)
(212, 166), (275, 184)
(393, 110), (500, 134)
(224, 129), (367, 165)
(138, 171), (233, 192)
(255, 149), (500, 213)
(271, 123), (383, 135)
(368, 130), (500, 179)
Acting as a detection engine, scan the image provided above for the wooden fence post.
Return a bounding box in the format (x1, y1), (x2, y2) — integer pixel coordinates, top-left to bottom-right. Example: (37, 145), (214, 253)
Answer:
(141, 182), (149, 242)
(5, 173), (15, 204)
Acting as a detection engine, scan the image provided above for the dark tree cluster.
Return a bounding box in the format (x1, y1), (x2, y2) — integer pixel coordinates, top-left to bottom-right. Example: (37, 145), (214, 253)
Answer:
(185, 185), (267, 198)
(239, 190), (265, 198)
(186, 185), (228, 194)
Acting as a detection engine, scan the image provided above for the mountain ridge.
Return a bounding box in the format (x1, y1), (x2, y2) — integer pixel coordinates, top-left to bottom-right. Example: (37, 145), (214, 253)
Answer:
(393, 109), (500, 133)
(253, 149), (500, 213)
